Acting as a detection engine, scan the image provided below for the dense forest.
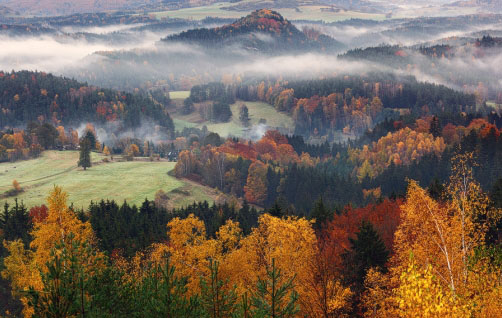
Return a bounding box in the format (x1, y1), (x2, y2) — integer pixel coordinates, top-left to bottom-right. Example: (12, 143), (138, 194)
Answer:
(2, 157), (502, 316)
(0, 71), (174, 133)
(188, 74), (476, 139)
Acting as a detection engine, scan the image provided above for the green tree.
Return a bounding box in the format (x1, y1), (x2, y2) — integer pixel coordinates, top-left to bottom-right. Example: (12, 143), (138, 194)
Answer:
(251, 259), (299, 318)
(183, 98), (194, 115)
(213, 102), (232, 123)
(27, 237), (130, 318)
(0, 200), (32, 251)
(267, 201), (283, 218)
(203, 133), (222, 147)
(344, 221), (389, 290)
(36, 123), (59, 150)
(239, 104), (250, 127)
(310, 197), (331, 230)
(490, 178), (502, 209)
(429, 116), (441, 138)
(137, 255), (204, 318)
(428, 178), (445, 201)
(78, 134), (92, 170)
(200, 259), (238, 318)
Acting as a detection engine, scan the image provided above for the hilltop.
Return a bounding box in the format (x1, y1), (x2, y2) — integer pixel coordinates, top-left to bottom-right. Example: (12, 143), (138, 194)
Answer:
(164, 9), (344, 53)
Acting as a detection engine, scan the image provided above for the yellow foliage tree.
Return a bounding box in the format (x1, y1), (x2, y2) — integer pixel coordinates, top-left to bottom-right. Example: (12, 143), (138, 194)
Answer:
(224, 214), (336, 316)
(1, 186), (96, 317)
(396, 257), (466, 318)
(148, 214), (218, 295)
(30, 186), (95, 269)
(364, 153), (499, 317)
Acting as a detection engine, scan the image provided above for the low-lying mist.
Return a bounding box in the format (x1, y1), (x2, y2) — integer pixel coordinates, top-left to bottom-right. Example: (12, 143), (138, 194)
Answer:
(2, 15), (502, 109)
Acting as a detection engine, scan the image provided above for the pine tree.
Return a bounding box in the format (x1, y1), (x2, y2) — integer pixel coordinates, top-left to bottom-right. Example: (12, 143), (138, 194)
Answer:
(490, 178), (502, 209)
(427, 178), (445, 201)
(239, 104), (250, 127)
(429, 116), (441, 138)
(0, 200), (32, 249)
(78, 136), (92, 170)
(27, 237), (133, 318)
(251, 259), (299, 318)
(268, 201), (283, 218)
(345, 221), (389, 290)
(200, 259), (238, 318)
(183, 98), (194, 115)
(310, 197), (331, 230)
(138, 254), (204, 318)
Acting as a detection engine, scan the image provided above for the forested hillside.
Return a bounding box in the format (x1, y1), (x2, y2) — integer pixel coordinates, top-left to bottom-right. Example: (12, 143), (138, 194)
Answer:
(164, 9), (344, 53)
(0, 71), (174, 132)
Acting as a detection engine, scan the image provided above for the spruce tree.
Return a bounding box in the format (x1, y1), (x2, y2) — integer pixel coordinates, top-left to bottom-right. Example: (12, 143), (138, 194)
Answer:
(429, 116), (441, 137)
(310, 197), (331, 230)
(78, 136), (92, 170)
(200, 259), (238, 318)
(251, 259), (299, 318)
(137, 254), (203, 318)
(268, 200), (283, 218)
(239, 104), (250, 127)
(26, 237), (128, 318)
(183, 97), (194, 115)
(344, 221), (389, 290)
(490, 178), (502, 209)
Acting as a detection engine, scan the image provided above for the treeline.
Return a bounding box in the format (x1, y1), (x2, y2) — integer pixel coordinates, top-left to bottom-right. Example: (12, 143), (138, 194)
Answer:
(185, 82), (234, 122)
(0, 122), (78, 162)
(284, 74), (475, 113)
(0, 71), (174, 133)
(367, 119), (502, 197)
(88, 199), (259, 258)
(230, 74), (475, 139)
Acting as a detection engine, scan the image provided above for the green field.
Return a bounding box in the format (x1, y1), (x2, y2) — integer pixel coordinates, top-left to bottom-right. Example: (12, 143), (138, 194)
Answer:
(151, 2), (385, 22)
(170, 91), (190, 100)
(487, 101), (502, 110)
(173, 118), (197, 130)
(172, 101), (294, 137)
(0, 151), (218, 210)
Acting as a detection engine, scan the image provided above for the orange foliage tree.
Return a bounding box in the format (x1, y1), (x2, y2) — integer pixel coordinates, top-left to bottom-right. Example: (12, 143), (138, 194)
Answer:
(244, 161), (268, 205)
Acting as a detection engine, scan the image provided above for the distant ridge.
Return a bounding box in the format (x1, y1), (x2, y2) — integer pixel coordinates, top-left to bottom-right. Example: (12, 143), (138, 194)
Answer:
(164, 9), (345, 53)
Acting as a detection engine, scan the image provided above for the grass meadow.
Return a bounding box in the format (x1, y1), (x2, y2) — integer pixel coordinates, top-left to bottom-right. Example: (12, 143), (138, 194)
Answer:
(0, 151), (217, 210)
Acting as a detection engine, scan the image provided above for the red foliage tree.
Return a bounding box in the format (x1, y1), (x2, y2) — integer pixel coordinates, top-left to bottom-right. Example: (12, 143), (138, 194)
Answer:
(29, 205), (49, 224)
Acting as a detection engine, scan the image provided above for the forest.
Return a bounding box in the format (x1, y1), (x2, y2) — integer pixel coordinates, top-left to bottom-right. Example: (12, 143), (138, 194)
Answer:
(3, 3), (502, 317)
(2, 155), (502, 317)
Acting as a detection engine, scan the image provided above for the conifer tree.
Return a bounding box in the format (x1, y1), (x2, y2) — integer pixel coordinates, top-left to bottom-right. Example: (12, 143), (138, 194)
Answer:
(200, 259), (238, 318)
(310, 197), (331, 230)
(251, 259), (299, 318)
(183, 98), (194, 115)
(138, 255), (204, 318)
(78, 134), (92, 170)
(239, 104), (250, 127)
(345, 221), (389, 290)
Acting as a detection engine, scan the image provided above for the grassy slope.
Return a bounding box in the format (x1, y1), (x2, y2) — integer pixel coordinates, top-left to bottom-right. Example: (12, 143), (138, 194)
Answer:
(172, 100), (294, 137)
(170, 91), (190, 99)
(0, 151), (218, 210)
(487, 101), (502, 110)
